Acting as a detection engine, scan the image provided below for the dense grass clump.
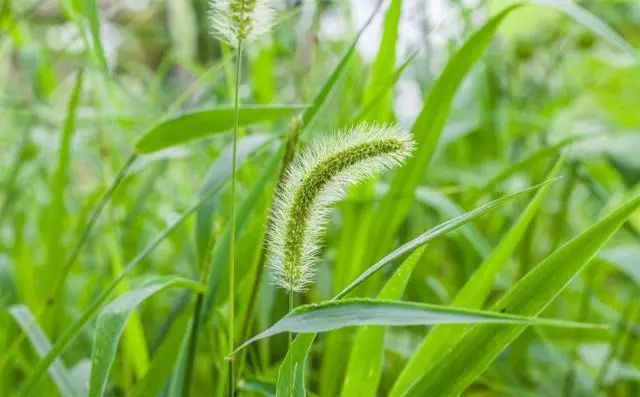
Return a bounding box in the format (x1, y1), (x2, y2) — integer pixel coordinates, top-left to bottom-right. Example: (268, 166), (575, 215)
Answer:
(1, 1), (640, 397)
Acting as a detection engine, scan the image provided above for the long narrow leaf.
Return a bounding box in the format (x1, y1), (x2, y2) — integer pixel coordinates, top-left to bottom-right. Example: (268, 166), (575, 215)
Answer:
(9, 305), (81, 397)
(407, 193), (640, 396)
(235, 299), (600, 353)
(135, 106), (301, 153)
(390, 157), (564, 396)
(88, 276), (203, 397)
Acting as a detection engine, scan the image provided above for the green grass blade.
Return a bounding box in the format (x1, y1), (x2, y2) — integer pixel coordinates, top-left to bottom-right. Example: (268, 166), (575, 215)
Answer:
(88, 276), (204, 397)
(134, 106), (301, 154)
(83, 0), (108, 71)
(360, 0), (403, 121)
(301, 0), (384, 128)
(45, 70), (83, 293)
(201, 151), (280, 320)
(236, 299), (601, 352)
(407, 193), (640, 396)
(129, 309), (192, 397)
(475, 136), (580, 196)
(336, 180), (557, 300)
(374, 5), (521, 249)
(9, 305), (81, 397)
(390, 157), (564, 396)
(195, 134), (272, 267)
(271, 181), (555, 397)
(533, 0), (639, 61)
(339, 247), (426, 397)
(15, 139), (261, 396)
(415, 187), (492, 258)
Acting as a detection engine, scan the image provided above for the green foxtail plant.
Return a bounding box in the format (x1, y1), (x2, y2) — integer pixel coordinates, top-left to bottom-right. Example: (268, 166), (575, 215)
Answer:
(206, 1), (277, 395)
(267, 123), (415, 293)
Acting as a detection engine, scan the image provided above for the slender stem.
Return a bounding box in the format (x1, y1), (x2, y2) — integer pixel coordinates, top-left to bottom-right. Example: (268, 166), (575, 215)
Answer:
(288, 290), (294, 397)
(228, 38), (243, 397)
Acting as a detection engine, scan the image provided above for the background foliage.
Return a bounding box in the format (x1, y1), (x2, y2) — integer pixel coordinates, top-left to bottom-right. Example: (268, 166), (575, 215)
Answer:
(1, 0), (640, 396)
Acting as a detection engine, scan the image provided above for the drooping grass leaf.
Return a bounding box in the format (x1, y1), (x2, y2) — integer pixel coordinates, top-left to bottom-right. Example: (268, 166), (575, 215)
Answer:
(88, 275), (204, 397)
(406, 192), (640, 396)
(236, 298), (600, 352)
(9, 305), (81, 397)
(390, 157), (564, 396)
(339, 247), (426, 397)
(135, 106), (301, 153)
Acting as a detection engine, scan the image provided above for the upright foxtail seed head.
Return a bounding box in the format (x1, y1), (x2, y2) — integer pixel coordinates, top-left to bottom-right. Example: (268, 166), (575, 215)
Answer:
(209, 0), (276, 46)
(267, 123), (415, 292)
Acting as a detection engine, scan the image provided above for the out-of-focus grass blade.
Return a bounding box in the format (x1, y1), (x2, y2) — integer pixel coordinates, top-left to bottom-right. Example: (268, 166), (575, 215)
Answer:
(415, 187), (492, 258)
(236, 299), (600, 352)
(374, 0), (638, 257)
(533, 0), (639, 61)
(350, 50), (418, 124)
(83, 0), (108, 71)
(88, 276), (203, 397)
(390, 158), (563, 396)
(129, 309), (192, 397)
(45, 70), (83, 289)
(407, 193), (640, 396)
(475, 136), (581, 196)
(195, 134), (272, 266)
(9, 305), (81, 397)
(301, 0), (384, 128)
(339, 247), (426, 397)
(201, 152), (280, 319)
(360, 0), (403, 121)
(240, 378), (276, 397)
(15, 136), (266, 396)
(374, 5), (521, 252)
(600, 245), (640, 286)
(336, 180), (557, 300)
(134, 106), (302, 154)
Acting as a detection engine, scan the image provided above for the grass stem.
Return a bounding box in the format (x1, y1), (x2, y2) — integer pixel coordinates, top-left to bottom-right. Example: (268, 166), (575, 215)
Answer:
(228, 37), (244, 397)
(288, 289), (294, 397)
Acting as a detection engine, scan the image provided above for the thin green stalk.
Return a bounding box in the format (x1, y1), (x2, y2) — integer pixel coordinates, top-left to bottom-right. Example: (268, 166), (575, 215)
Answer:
(229, 37), (244, 397)
(288, 290), (294, 397)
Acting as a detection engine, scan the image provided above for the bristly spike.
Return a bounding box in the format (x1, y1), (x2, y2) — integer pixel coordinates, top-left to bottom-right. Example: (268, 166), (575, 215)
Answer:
(267, 123), (415, 293)
(209, 0), (276, 46)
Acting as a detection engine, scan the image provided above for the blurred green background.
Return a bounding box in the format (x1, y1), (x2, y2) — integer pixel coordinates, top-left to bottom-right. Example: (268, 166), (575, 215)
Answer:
(1, 0), (640, 396)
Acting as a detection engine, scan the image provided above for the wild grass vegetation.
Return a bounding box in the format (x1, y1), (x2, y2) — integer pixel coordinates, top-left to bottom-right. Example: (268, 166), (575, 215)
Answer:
(1, 0), (640, 396)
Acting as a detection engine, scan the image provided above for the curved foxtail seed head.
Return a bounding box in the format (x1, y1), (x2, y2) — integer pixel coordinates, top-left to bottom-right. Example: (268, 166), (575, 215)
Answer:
(267, 123), (415, 292)
(209, 0), (276, 46)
